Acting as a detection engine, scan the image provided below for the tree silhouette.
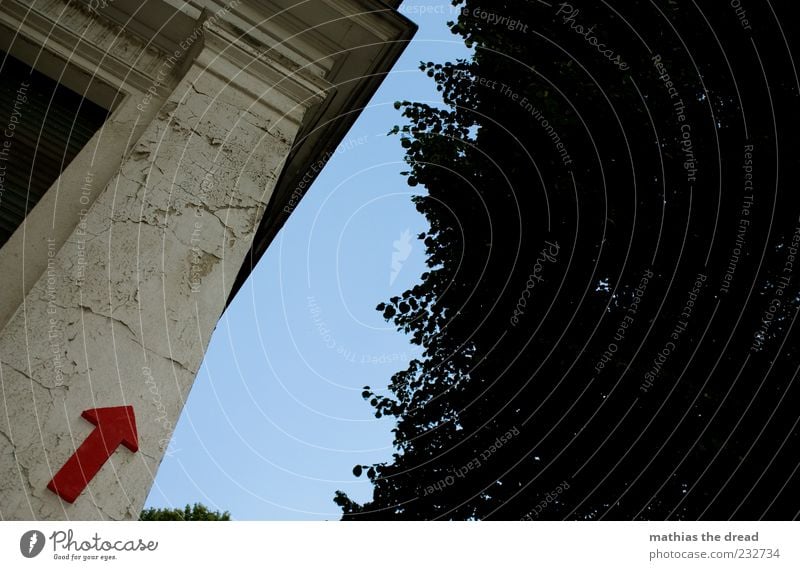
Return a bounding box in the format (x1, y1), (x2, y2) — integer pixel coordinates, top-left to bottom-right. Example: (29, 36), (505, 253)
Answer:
(336, 0), (800, 520)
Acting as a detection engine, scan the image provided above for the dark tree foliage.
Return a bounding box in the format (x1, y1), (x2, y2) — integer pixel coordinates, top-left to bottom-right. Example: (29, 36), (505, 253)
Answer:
(140, 503), (231, 521)
(335, 0), (800, 520)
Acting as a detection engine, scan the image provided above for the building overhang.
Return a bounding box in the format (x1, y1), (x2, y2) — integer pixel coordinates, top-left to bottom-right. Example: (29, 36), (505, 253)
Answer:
(5, 0), (415, 305)
(91, 0), (416, 304)
(228, 0), (416, 302)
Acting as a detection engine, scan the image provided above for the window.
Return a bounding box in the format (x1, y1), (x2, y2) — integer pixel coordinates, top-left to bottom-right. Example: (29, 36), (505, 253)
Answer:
(0, 50), (109, 247)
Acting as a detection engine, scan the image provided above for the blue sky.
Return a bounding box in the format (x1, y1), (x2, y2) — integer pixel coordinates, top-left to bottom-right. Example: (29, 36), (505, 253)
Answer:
(144, 1), (470, 519)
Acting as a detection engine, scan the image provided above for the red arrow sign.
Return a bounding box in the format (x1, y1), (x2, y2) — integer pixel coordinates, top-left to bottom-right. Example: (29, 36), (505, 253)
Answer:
(47, 406), (138, 503)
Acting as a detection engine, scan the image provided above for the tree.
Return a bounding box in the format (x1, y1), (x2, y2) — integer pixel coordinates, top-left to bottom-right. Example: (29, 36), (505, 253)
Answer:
(139, 503), (231, 521)
(335, 0), (800, 520)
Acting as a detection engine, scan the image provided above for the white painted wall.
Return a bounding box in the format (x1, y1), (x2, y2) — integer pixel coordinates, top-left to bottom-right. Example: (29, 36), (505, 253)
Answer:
(0, 0), (319, 520)
(0, 0), (413, 521)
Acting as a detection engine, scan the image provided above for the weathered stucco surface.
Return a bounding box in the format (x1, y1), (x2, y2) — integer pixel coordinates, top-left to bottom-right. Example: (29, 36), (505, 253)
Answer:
(0, 0), (413, 521)
(0, 48), (307, 519)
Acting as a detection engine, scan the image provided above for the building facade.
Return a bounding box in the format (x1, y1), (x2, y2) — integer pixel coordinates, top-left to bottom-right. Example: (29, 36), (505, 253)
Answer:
(0, 0), (413, 520)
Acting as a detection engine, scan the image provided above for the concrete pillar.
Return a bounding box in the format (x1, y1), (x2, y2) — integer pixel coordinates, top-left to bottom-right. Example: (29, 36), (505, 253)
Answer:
(0, 0), (415, 521)
(0, 29), (318, 519)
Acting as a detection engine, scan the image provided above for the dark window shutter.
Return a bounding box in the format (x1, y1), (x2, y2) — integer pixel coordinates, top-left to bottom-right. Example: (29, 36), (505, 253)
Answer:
(0, 50), (109, 247)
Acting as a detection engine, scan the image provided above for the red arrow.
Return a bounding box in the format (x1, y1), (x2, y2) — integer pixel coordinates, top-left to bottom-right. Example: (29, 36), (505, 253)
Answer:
(47, 406), (138, 503)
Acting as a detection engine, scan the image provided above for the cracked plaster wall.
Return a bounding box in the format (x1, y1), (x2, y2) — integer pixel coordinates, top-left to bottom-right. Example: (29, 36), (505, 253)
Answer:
(0, 51), (304, 520)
